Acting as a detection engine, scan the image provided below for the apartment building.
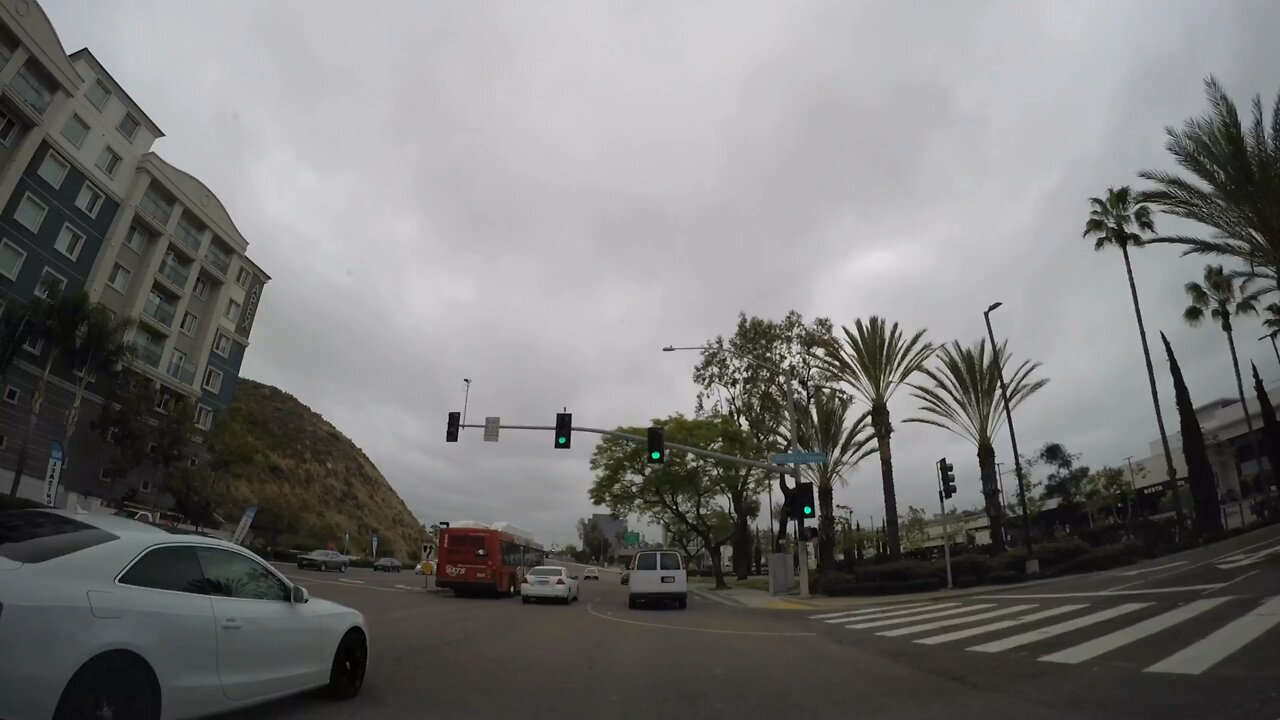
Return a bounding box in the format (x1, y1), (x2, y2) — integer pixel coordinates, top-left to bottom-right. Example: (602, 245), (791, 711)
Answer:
(0, 0), (268, 506)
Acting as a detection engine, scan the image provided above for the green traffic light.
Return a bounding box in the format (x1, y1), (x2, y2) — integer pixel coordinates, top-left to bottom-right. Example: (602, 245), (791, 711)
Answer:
(651, 451), (661, 460)
(558, 436), (567, 445)
(803, 506), (813, 515)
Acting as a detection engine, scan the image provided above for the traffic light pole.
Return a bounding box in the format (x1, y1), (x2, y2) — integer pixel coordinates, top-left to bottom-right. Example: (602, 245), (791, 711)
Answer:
(455, 422), (800, 477)
(936, 460), (953, 590)
(780, 375), (810, 598)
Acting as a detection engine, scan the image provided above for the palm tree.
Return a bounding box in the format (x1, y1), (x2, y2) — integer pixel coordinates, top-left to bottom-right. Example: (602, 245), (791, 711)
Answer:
(7, 286), (94, 497)
(814, 316), (934, 559)
(794, 389), (876, 571)
(62, 305), (134, 460)
(0, 298), (34, 379)
(1260, 305), (1280, 367)
(1183, 264), (1265, 493)
(1083, 186), (1182, 524)
(907, 339), (1048, 552)
(1139, 77), (1280, 293)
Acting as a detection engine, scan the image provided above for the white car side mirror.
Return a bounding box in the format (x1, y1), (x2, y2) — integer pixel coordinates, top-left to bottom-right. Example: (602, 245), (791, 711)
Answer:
(291, 585), (310, 604)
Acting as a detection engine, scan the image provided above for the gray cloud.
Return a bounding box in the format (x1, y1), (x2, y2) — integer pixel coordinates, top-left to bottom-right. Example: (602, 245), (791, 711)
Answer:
(44, 0), (1280, 544)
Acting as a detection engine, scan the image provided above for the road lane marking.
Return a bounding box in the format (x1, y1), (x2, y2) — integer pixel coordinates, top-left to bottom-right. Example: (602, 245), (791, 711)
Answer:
(279, 574), (405, 592)
(1145, 595), (1280, 675)
(586, 603), (815, 636)
(1204, 570), (1259, 595)
(1039, 598), (1232, 665)
(809, 603), (928, 620)
(878, 604), (1039, 638)
(974, 585), (1225, 598)
(1215, 545), (1280, 569)
(826, 602), (959, 623)
(1114, 561), (1188, 576)
(846, 604), (997, 630)
(339, 579), (366, 584)
(967, 602), (1152, 653)
(1105, 534), (1280, 591)
(914, 605), (1088, 645)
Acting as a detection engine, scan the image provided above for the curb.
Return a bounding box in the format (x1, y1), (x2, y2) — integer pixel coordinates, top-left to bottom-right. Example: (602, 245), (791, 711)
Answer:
(689, 587), (748, 607)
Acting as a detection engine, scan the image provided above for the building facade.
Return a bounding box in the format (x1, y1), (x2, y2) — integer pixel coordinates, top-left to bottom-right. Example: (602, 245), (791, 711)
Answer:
(0, 0), (268, 508)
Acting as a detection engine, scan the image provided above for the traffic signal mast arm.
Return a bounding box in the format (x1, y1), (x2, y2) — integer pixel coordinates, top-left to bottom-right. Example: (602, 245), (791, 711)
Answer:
(454, 421), (800, 476)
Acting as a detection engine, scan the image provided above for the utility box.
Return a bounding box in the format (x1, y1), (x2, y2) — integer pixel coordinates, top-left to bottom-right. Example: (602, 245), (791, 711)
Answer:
(768, 552), (794, 595)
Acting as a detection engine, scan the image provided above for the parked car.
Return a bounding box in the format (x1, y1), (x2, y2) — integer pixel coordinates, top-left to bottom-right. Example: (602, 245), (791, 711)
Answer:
(628, 550), (687, 609)
(583, 567), (600, 580)
(0, 509), (369, 720)
(520, 566), (579, 604)
(372, 557), (401, 573)
(297, 549), (349, 572)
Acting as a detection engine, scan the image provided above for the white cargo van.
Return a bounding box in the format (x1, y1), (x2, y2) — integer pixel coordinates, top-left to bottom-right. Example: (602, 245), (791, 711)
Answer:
(628, 549), (687, 609)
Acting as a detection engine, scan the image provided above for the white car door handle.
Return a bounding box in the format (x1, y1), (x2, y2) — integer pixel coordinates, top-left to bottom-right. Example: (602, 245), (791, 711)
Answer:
(222, 619), (242, 630)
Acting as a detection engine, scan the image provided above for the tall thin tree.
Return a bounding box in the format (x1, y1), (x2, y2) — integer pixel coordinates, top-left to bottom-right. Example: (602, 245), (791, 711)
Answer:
(1161, 332), (1223, 535)
(907, 339), (1048, 552)
(1251, 362), (1280, 496)
(814, 316), (935, 558)
(1183, 264), (1264, 492)
(1083, 185), (1182, 526)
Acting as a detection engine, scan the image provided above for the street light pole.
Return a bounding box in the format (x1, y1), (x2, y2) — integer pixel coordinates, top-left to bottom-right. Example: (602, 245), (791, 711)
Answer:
(663, 344), (812, 597)
(983, 302), (1036, 572)
(1260, 332), (1280, 369)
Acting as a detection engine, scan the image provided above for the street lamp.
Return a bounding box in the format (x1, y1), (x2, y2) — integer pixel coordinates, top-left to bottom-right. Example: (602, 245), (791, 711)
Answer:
(982, 303), (1037, 573)
(663, 344), (814, 597)
(1259, 332), (1280, 368)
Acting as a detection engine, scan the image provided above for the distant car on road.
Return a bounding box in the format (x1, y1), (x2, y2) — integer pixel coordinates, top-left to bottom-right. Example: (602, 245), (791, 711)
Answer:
(521, 566), (579, 604)
(0, 509), (369, 720)
(583, 567), (600, 580)
(297, 549), (349, 572)
(372, 557), (402, 573)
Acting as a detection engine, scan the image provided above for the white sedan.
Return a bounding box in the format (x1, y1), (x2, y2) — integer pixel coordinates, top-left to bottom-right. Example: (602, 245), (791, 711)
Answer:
(520, 565), (579, 604)
(0, 509), (369, 720)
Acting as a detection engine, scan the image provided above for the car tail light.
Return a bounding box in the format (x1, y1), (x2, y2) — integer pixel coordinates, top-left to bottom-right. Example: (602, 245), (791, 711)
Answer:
(555, 577), (565, 585)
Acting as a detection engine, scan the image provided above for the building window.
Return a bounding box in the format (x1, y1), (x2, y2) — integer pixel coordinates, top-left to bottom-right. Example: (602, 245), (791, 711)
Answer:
(54, 224), (85, 261)
(139, 477), (154, 494)
(195, 404), (213, 431)
(62, 113), (90, 148)
(0, 109), (17, 147)
(0, 433), (6, 449)
(189, 457), (199, 468)
(212, 330), (232, 357)
(167, 348), (187, 376)
(123, 224), (149, 253)
(87, 79), (111, 110)
(37, 151), (69, 187)
(192, 276), (209, 299)
(15, 193), (47, 232)
(202, 367), (223, 394)
(3, 386), (18, 404)
(95, 146), (121, 177)
(224, 299), (241, 323)
(117, 113), (140, 141)
(35, 267), (66, 299)
(107, 263), (130, 292)
(0, 239), (25, 280)
(22, 335), (40, 354)
(235, 267), (251, 288)
(180, 311), (198, 335)
(98, 466), (114, 482)
(75, 183), (105, 218)
(154, 391), (174, 414)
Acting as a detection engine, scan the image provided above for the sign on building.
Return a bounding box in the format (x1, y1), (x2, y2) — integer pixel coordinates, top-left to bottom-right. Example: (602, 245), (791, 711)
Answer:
(43, 440), (65, 507)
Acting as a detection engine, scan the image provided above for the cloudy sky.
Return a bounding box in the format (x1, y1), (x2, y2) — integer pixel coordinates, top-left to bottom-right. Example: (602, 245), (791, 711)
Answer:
(45, 0), (1280, 547)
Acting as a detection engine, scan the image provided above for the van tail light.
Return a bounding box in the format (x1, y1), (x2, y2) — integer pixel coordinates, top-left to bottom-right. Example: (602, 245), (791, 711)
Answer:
(555, 578), (565, 585)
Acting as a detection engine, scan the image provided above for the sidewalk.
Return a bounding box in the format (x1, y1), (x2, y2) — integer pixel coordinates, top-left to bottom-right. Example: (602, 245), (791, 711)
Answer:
(689, 575), (1066, 610)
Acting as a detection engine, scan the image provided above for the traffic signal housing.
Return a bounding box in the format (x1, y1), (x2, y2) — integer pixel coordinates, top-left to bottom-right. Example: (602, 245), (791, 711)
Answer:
(939, 458), (957, 499)
(647, 426), (665, 463)
(446, 412), (460, 442)
(555, 412), (572, 449)
(791, 482), (816, 520)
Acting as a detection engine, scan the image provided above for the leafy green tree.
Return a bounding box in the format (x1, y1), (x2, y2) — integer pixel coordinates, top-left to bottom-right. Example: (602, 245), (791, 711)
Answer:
(93, 374), (156, 481)
(151, 395), (196, 494)
(62, 305), (133, 463)
(795, 389), (875, 570)
(1183, 264), (1264, 491)
(1031, 442), (1091, 528)
(0, 298), (33, 379)
(1251, 362), (1280, 496)
(908, 339), (1048, 552)
(1083, 186), (1181, 521)
(8, 287), (96, 497)
(1161, 332), (1223, 535)
(813, 316), (935, 558)
(901, 505), (928, 550)
(561, 543), (579, 557)
(1082, 466), (1132, 526)
(589, 414), (750, 589)
(576, 517), (609, 563)
(692, 311), (834, 565)
(1139, 77), (1280, 293)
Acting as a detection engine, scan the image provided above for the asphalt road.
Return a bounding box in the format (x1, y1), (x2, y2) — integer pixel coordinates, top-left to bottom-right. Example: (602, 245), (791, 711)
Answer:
(215, 534), (1280, 720)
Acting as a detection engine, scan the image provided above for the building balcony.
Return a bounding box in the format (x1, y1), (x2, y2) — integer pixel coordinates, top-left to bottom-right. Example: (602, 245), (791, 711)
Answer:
(173, 224), (203, 255)
(137, 193), (173, 230)
(7, 67), (52, 116)
(141, 296), (176, 332)
(166, 356), (197, 386)
(204, 245), (231, 277)
(133, 340), (163, 369)
(156, 258), (190, 293)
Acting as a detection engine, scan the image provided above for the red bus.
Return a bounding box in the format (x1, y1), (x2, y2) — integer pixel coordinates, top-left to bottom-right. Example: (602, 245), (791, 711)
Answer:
(436, 521), (545, 596)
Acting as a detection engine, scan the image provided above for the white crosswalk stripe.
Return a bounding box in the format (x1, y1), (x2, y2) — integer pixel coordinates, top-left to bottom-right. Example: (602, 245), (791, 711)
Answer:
(1145, 595), (1280, 675)
(1039, 598), (1232, 665)
(825, 602), (959, 624)
(809, 595), (1280, 676)
(878, 604), (1039, 638)
(846, 604), (997, 630)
